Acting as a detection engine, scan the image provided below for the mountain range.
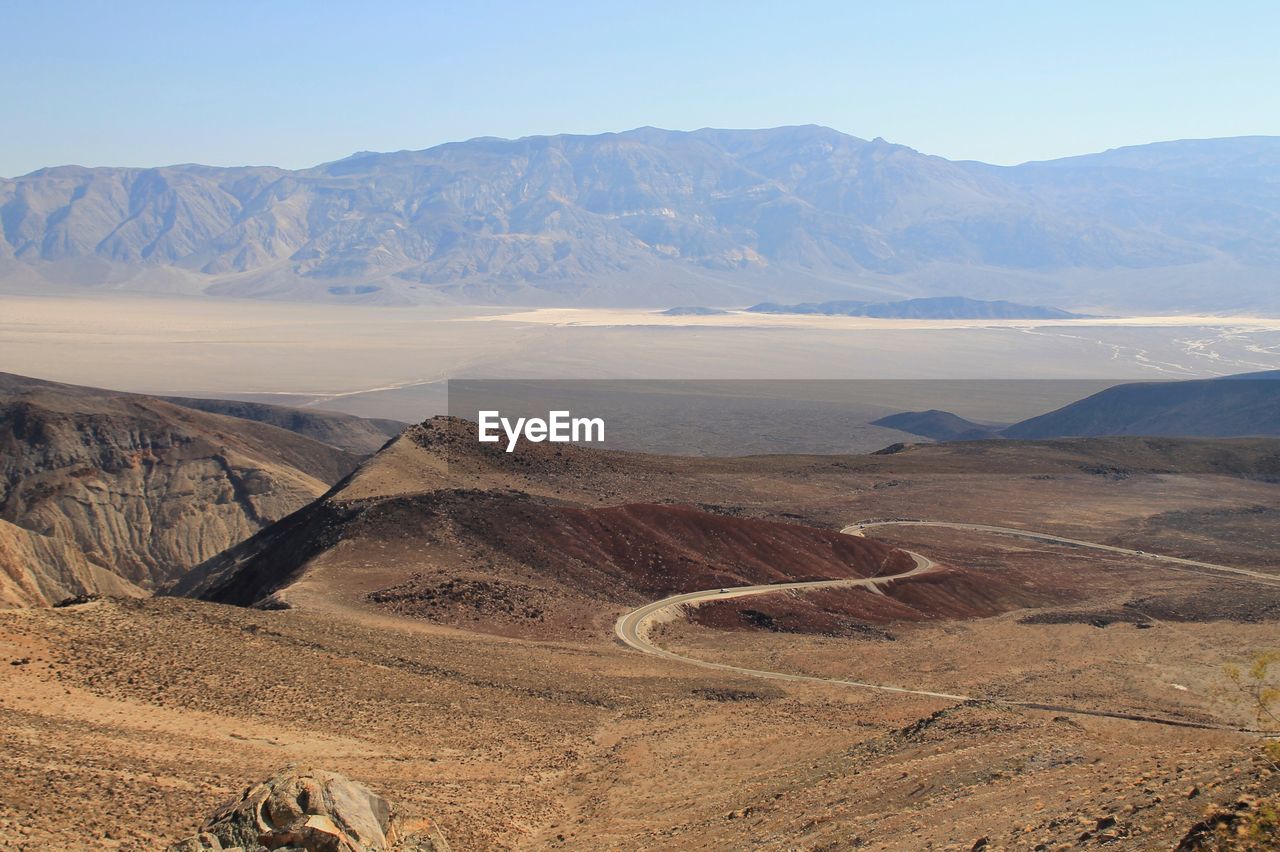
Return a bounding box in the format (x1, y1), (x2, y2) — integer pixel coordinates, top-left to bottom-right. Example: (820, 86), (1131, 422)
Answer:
(3, 127), (1279, 310)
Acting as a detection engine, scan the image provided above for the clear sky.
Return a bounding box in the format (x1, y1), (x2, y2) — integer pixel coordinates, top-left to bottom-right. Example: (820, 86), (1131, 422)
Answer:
(3, 0), (1277, 177)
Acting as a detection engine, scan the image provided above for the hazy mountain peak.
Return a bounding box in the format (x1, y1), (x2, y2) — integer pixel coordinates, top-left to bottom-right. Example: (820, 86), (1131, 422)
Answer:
(4, 128), (1279, 310)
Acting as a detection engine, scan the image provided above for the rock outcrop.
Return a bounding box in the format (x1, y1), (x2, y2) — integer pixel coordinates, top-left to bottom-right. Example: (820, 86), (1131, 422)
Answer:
(168, 767), (447, 852)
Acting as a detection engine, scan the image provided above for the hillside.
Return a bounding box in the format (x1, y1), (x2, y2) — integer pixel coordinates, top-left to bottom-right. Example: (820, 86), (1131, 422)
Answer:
(0, 373), (367, 606)
(171, 418), (914, 635)
(1002, 371), (1280, 439)
(3, 129), (1279, 310)
(0, 517), (145, 608)
(172, 416), (1280, 637)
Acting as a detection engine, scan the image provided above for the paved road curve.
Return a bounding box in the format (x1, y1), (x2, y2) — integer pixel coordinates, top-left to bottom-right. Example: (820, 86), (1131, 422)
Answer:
(614, 519), (1279, 733)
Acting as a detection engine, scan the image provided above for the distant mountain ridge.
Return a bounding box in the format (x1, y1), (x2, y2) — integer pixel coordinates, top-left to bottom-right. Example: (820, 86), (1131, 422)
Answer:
(875, 371), (1280, 442)
(744, 296), (1086, 319)
(1002, 371), (1280, 440)
(3, 128), (1280, 310)
(658, 306), (731, 316)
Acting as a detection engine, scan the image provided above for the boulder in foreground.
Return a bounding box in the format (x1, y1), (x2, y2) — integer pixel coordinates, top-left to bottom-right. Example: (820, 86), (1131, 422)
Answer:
(168, 767), (446, 851)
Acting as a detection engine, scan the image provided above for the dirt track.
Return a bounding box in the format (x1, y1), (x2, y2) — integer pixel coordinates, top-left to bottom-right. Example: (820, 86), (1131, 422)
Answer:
(616, 520), (1280, 733)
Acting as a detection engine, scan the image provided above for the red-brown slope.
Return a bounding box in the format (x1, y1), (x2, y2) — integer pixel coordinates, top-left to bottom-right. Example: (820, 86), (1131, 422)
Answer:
(689, 564), (1059, 638)
(174, 488), (913, 637)
(447, 497), (915, 597)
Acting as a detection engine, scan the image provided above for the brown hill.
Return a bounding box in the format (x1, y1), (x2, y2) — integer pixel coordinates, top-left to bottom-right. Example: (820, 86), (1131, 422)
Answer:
(0, 373), (368, 606)
(173, 418), (1280, 635)
(172, 419), (912, 635)
(177, 489), (910, 632)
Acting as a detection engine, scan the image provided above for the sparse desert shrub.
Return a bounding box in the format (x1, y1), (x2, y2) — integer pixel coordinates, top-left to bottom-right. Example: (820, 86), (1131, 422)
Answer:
(1184, 651), (1280, 849)
(1225, 650), (1280, 769)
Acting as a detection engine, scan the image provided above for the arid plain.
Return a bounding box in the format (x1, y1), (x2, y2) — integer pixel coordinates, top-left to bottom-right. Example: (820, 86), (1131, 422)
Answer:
(4, 294), (1280, 422)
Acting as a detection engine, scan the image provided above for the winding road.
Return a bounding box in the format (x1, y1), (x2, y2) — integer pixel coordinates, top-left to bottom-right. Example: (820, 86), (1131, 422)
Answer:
(843, 520), (1280, 585)
(614, 519), (1280, 733)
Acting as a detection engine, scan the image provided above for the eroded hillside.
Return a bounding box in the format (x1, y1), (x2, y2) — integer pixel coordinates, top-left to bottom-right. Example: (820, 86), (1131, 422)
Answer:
(0, 373), (372, 605)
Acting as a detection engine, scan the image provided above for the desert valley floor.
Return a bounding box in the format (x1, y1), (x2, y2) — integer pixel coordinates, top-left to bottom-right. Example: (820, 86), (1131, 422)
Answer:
(2, 418), (1278, 850)
(4, 295), (1280, 423)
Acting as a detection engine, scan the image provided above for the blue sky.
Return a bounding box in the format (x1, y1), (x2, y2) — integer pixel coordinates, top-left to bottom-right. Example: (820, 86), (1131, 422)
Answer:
(3, 0), (1277, 176)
